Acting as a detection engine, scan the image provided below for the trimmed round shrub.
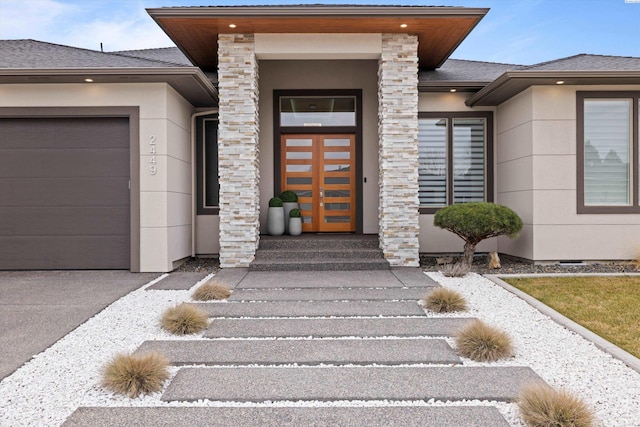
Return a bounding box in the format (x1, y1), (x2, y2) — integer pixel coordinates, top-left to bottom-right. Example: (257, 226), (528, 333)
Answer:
(269, 197), (283, 207)
(289, 208), (301, 218)
(434, 202), (523, 266)
(160, 303), (208, 335)
(423, 288), (468, 313)
(192, 281), (231, 301)
(518, 383), (595, 427)
(455, 319), (513, 362)
(279, 190), (298, 203)
(102, 352), (169, 398)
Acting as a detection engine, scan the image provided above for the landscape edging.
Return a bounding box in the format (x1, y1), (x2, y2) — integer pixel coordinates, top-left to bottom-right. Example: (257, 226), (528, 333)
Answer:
(485, 274), (640, 375)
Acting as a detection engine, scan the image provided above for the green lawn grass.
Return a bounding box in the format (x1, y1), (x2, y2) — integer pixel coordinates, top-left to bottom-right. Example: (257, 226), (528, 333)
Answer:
(504, 276), (640, 358)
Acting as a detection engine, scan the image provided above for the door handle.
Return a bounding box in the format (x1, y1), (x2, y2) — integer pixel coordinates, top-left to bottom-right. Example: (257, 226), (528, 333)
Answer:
(319, 187), (323, 207)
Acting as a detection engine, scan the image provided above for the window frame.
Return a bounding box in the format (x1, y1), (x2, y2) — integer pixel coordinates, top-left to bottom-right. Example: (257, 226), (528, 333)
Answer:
(418, 111), (494, 214)
(196, 114), (219, 215)
(577, 91), (640, 214)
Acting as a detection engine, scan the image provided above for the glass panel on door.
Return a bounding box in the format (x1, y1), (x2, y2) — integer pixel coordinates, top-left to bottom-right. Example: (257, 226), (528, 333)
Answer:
(281, 134), (355, 232)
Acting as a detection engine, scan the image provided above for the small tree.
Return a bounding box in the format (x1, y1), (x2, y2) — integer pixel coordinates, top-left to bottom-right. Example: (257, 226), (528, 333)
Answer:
(434, 202), (522, 267)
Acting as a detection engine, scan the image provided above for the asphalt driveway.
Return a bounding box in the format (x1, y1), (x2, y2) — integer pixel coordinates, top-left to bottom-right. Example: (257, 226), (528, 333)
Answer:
(0, 271), (158, 380)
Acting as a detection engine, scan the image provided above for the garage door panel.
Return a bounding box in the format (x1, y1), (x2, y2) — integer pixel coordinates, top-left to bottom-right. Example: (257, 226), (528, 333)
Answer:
(0, 117), (129, 149)
(0, 149), (130, 178)
(0, 207), (129, 236)
(0, 178), (129, 207)
(0, 236), (130, 270)
(0, 115), (131, 270)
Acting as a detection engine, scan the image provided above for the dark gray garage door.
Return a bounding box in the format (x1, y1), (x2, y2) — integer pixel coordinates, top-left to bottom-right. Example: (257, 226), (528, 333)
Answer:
(0, 117), (130, 269)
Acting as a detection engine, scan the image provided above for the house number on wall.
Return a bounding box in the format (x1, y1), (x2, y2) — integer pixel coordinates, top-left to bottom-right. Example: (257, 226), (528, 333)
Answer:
(149, 135), (157, 175)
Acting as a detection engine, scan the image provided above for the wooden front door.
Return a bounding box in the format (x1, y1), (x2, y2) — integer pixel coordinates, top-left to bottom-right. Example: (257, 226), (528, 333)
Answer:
(281, 134), (356, 232)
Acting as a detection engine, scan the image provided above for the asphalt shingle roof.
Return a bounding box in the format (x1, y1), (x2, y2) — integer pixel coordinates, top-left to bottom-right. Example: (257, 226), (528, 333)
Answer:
(521, 54), (640, 71)
(419, 58), (521, 82)
(0, 40), (189, 69)
(112, 47), (193, 66)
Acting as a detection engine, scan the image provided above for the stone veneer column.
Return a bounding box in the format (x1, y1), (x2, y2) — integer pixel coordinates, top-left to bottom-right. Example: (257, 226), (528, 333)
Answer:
(377, 34), (420, 267)
(218, 34), (260, 267)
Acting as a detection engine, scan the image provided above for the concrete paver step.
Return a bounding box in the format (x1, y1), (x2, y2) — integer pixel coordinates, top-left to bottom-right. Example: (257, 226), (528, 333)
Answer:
(204, 317), (475, 338)
(162, 366), (542, 402)
(205, 268), (248, 290)
(135, 338), (461, 365)
(391, 268), (439, 287)
(254, 248), (385, 260)
(236, 270), (411, 289)
(258, 235), (380, 250)
(228, 286), (433, 301)
(64, 406), (510, 427)
(191, 300), (425, 317)
(249, 258), (390, 271)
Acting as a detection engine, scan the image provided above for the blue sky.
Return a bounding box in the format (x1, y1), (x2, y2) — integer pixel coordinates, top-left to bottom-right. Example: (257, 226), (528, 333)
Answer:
(1, 0), (639, 65)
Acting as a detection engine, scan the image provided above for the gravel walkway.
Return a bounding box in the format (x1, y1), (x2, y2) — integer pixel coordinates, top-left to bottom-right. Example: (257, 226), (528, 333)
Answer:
(1, 270), (639, 426)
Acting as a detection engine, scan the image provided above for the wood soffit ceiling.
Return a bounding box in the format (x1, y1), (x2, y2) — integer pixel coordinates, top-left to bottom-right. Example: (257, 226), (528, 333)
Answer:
(148, 7), (488, 72)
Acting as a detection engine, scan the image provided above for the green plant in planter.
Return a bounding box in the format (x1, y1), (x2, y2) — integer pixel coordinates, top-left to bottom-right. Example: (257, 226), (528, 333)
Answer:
(269, 197), (283, 207)
(289, 208), (301, 218)
(288, 208), (302, 236)
(279, 190), (298, 203)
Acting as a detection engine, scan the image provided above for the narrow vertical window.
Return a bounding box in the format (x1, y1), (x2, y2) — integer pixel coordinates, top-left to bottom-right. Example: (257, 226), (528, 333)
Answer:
(196, 114), (219, 214)
(453, 118), (486, 203)
(418, 118), (447, 207)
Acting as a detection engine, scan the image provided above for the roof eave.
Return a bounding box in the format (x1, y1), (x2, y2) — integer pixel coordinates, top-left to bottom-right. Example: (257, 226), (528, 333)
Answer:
(419, 80), (490, 92)
(0, 67), (218, 106)
(466, 70), (640, 106)
(147, 6), (490, 18)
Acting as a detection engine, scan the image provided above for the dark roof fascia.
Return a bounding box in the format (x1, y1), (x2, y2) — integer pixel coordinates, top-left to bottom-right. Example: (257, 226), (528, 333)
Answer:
(466, 70), (640, 106)
(0, 67), (218, 106)
(147, 5), (489, 18)
(419, 80), (490, 92)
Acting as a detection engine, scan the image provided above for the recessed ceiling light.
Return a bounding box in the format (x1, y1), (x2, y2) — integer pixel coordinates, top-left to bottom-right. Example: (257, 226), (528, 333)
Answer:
(556, 80), (565, 85)
(84, 78), (94, 82)
(450, 88), (457, 93)
(229, 24), (237, 28)
(400, 24), (408, 28)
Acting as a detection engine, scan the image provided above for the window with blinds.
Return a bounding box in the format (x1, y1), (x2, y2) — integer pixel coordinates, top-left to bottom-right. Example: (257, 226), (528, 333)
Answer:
(418, 112), (491, 211)
(583, 99), (632, 206)
(453, 118), (486, 203)
(578, 92), (640, 213)
(418, 118), (447, 207)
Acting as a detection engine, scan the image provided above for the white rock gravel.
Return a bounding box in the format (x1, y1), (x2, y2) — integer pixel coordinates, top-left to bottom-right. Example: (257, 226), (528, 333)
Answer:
(1, 271), (638, 426)
(427, 272), (640, 427)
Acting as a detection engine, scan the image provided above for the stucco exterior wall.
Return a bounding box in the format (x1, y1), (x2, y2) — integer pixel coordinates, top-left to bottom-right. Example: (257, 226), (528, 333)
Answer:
(497, 84), (640, 261)
(418, 92), (498, 254)
(258, 59), (380, 234)
(0, 82), (194, 272)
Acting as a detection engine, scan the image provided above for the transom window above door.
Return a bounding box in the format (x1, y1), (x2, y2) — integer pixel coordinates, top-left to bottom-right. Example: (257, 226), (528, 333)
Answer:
(280, 96), (356, 127)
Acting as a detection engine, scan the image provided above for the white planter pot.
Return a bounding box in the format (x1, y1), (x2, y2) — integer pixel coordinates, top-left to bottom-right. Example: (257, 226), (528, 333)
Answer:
(288, 217), (302, 236)
(282, 202), (299, 233)
(267, 207), (285, 236)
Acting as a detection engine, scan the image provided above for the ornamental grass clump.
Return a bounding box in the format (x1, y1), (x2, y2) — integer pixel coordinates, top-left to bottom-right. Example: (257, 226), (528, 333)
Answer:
(518, 383), (595, 427)
(423, 288), (468, 313)
(101, 352), (169, 398)
(160, 303), (208, 335)
(455, 319), (513, 362)
(192, 281), (231, 301)
(440, 262), (471, 278)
